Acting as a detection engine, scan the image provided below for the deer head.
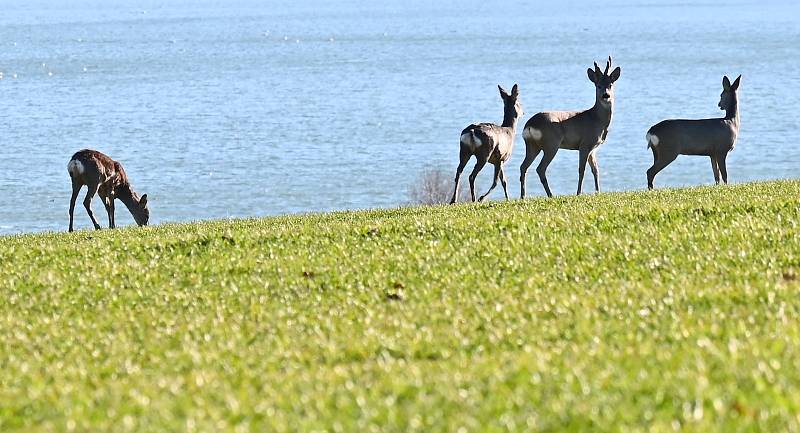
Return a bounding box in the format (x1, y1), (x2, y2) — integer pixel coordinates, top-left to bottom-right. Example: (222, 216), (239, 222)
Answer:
(587, 56), (621, 109)
(133, 194), (150, 226)
(111, 185), (150, 226)
(498, 83), (523, 124)
(719, 75), (741, 112)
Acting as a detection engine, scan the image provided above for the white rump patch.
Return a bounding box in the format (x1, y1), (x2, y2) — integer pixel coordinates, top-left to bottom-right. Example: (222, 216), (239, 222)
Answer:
(461, 132), (482, 152)
(67, 159), (84, 176)
(524, 127), (543, 142)
(646, 132), (659, 148)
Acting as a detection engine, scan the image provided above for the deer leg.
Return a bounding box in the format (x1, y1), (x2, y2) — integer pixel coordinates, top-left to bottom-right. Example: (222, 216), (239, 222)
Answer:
(576, 147), (590, 196)
(479, 162), (501, 202)
(519, 144), (541, 199)
(450, 147), (471, 204)
(536, 149), (557, 198)
(717, 152), (729, 184)
(468, 154), (488, 202)
(647, 146), (658, 190)
(83, 182), (102, 230)
(588, 151), (600, 192)
(646, 152), (678, 190)
(102, 196), (113, 229)
(499, 164), (509, 200)
(110, 199), (115, 228)
(104, 196), (116, 229)
(68, 180), (81, 232)
(711, 156), (721, 184)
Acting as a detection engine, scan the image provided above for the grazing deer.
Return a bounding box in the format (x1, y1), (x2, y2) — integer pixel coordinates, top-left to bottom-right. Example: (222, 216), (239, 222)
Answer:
(451, 84), (523, 204)
(519, 57), (621, 198)
(67, 149), (149, 232)
(646, 75), (742, 189)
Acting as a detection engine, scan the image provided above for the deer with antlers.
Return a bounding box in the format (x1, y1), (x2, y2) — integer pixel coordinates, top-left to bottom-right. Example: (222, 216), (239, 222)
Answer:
(67, 149), (149, 232)
(450, 84), (523, 203)
(519, 57), (621, 198)
(646, 75), (742, 189)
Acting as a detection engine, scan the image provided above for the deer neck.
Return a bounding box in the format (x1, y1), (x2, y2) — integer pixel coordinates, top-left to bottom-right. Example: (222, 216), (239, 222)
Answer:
(725, 95), (740, 127)
(501, 109), (519, 132)
(115, 184), (139, 211)
(590, 99), (613, 129)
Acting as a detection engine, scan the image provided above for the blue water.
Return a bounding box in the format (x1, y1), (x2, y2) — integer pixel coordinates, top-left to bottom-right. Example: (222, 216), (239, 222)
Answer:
(1, 0), (798, 234)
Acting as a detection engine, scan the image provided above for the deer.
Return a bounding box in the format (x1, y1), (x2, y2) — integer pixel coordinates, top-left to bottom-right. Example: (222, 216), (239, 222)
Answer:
(450, 84), (523, 204)
(646, 75), (742, 189)
(67, 149), (149, 232)
(519, 57), (621, 198)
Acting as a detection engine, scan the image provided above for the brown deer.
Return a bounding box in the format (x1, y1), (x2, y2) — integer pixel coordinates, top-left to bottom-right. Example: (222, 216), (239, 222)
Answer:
(519, 57), (621, 198)
(646, 75), (742, 189)
(67, 149), (149, 232)
(450, 84), (523, 203)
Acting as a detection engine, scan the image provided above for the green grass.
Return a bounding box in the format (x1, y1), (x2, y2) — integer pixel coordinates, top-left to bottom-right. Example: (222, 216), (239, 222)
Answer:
(1, 180), (799, 433)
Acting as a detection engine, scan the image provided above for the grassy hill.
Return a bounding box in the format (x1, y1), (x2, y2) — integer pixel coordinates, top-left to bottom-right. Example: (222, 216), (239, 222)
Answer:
(1, 180), (799, 432)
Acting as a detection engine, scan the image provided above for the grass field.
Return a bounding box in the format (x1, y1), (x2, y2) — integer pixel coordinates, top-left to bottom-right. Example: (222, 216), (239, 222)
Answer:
(1, 180), (799, 432)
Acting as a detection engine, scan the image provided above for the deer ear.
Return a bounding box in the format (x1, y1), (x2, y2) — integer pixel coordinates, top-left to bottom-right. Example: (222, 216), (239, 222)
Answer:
(609, 66), (621, 83)
(498, 85), (509, 98)
(731, 75), (741, 91)
(140, 194), (148, 206)
(722, 76), (731, 90)
(511, 83), (519, 97)
(587, 68), (597, 83)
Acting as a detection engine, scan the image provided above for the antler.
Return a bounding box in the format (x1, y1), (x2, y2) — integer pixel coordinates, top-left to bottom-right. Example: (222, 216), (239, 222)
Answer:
(604, 56), (612, 76)
(593, 61), (601, 75)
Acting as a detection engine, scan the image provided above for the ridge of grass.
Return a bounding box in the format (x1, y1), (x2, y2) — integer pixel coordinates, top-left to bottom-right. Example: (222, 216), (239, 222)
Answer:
(1, 180), (799, 432)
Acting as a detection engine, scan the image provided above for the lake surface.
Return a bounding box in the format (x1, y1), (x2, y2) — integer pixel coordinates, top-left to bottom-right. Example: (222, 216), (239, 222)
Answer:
(1, 0), (798, 234)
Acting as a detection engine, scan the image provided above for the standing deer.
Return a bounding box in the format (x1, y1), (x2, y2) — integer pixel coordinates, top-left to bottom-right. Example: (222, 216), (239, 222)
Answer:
(67, 149), (149, 232)
(646, 75), (742, 189)
(451, 84), (523, 204)
(519, 57), (621, 198)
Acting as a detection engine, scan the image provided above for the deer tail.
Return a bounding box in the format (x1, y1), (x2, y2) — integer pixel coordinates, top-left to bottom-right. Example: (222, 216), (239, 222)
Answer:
(460, 126), (486, 152)
(646, 132), (660, 149)
(67, 159), (84, 177)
